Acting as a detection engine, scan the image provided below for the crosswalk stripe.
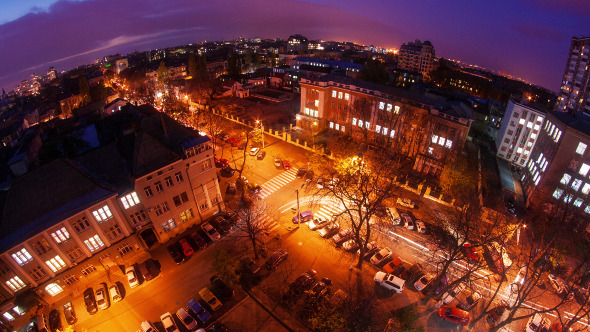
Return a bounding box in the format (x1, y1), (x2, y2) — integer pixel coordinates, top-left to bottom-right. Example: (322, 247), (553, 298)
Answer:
(259, 168), (298, 199)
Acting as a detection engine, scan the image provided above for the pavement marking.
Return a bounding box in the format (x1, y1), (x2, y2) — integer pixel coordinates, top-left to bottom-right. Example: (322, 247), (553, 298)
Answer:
(259, 168), (298, 200)
(314, 199), (346, 220)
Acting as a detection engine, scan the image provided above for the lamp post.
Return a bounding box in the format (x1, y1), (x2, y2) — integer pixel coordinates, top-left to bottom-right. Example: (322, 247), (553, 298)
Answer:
(517, 224), (526, 245)
(312, 121), (317, 148)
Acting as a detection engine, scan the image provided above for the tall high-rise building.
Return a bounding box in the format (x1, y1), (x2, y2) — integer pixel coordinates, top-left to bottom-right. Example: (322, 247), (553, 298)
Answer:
(398, 40), (436, 77)
(555, 36), (590, 115)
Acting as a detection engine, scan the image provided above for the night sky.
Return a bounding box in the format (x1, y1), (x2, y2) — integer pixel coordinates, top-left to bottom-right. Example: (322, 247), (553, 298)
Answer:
(1, 0), (589, 92)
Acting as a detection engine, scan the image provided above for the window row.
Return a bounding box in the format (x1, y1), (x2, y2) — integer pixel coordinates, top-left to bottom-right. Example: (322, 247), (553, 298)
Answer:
(431, 135), (453, 149)
(328, 122), (346, 133)
(331, 90), (350, 101)
(303, 108), (319, 118)
(378, 102), (400, 113)
(144, 172), (184, 198)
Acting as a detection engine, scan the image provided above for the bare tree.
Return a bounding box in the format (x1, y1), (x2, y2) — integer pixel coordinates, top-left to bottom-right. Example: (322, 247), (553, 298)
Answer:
(230, 200), (273, 260)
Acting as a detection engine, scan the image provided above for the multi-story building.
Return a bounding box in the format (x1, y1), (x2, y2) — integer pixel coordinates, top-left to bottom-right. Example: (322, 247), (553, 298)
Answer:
(297, 74), (473, 176)
(555, 36), (590, 115)
(496, 99), (546, 166)
(398, 40), (436, 78)
(0, 108), (222, 317)
(522, 111), (590, 218)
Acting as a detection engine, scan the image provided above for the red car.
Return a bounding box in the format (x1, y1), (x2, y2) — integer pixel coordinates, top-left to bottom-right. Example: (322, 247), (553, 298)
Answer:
(214, 156), (229, 168)
(283, 161), (290, 170)
(437, 305), (470, 326)
(178, 238), (195, 257)
(462, 243), (480, 262)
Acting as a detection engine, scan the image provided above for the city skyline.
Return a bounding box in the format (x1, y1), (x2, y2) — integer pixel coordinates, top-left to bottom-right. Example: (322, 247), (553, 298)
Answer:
(0, 0), (589, 93)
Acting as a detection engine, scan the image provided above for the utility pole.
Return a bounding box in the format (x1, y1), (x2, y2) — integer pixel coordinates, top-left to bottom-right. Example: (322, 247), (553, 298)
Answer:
(296, 189), (300, 228)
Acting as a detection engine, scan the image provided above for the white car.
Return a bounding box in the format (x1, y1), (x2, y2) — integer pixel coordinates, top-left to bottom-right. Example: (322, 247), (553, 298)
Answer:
(514, 265), (528, 285)
(109, 284), (122, 302)
(416, 220), (427, 233)
(250, 147), (260, 156)
(201, 222), (221, 241)
(442, 282), (466, 304)
(526, 313), (550, 332)
(414, 273), (433, 292)
(176, 308), (198, 330)
(308, 217), (329, 230)
(374, 271), (405, 293)
(401, 214), (414, 230)
(160, 312), (180, 332)
(126, 266), (139, 288)
(371, 247), (393, 265)
(397, 197), (415, 208)
(95, 284), (110, 310)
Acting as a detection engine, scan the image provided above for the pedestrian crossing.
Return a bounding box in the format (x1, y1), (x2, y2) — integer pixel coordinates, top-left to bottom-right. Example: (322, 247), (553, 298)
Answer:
(259, 168), (298, 200)
(314, 199), (346, 221)
(252, 212), (281, 232)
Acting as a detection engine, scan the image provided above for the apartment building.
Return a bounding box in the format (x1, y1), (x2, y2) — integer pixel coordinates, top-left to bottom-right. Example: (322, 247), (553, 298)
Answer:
(398, 40), (436, 78)
(496, 99), (546, 166)
(0, 107), (222, 318)
(297, 74), (472, 176)
(555, 36), (590, 116)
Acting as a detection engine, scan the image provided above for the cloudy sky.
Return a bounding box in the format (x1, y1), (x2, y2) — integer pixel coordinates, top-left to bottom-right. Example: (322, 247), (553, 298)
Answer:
(1, 0), (589, 92)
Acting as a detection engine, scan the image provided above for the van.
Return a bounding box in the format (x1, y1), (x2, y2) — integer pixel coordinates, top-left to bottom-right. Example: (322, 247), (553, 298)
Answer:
(292, 210), (313, 223)
(35, 314), (49, 332)
(387, 207), (401, 225)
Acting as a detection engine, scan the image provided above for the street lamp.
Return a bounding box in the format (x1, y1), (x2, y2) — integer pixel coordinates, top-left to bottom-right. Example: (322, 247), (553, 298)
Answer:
(516, 224), (526, 245)
(312, 121), (317, 148)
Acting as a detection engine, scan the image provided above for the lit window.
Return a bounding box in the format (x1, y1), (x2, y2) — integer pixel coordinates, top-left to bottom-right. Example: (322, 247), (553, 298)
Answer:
(382, 127), (389, 136)
(352, 118), (357, 126)
(92, 205), (112, 222)
(341, 126), (345, 132)
(432, 135), (439, 143)
(5, 277), (26, 292)
(45, 283), (63, 296)
(358, 120), (363, 128)
(332, 90), (337, 98)
(517, 147), (523, 154)
(580, 163), (590, 177)
(314, 110), (318, 117)
(379, 102), (385, 110)
(534, 176), (540, 186)
(387, 104), (393, 112)
(12, 249), (33, 266)
(561, 173), (572, 185)
(445, 140), (453, 149)
(438, 137), (445, 146)
(45, 256), (66, 272)
(583, 183), (590, 195)
(394, 106), (400, 114)
(390, 130), (395, 138)
(564, 194), (573, 203)
(572, 179), (583, 191)
(365, 122), (370, 129)
(428, 147), (434, 154)
(577, 142), (587, 155)
(344, 93), (349, 101)
(526, 122), (533, 129)
(161, 219), (177, 232)
(51, 227), (70, 244)
(338, 92), (343, 99)
(335, 124), (340, 130)
(2, 312), (14, 321)
(553, 188), (564, 199)
(531, 133), (537, 139)
(329, 122), (334, 129)
(314, 100), (319, 107)
(574, 198), (584, 207)
(84, 235), (105, 252)
(519, 118), (526, 125)
(120, 192), (140, 209)
(538, 117), (544, 123)
(534, 124), (540, 131)
(375, 125), (381, 133)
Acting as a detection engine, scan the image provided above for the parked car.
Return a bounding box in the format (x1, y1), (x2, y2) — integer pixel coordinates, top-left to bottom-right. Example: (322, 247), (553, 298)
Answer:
(63, 302), (77, 325)
(293, 210), (314, 223)
(305, 278), (332, 304)
(437, 305), (470, 326)
(126, 266), (139, 288)
(239, 256), (260, 275)
(83, 288), (98, 315)
(414, 273), (433, 292)
(332, 228), (353, 246)
(383, 257), (404, 274)
(176, 308), (198, 330)
(187, 298), (212, 323)
(462, 242), (481, 263)
(442, 282), (466, 304)
(423, 274), (449, 296)
(274, 157), (282, 168)
(401, 213), (414, 230)
(257, 151), (267, 160)
(48, 308), (62, 332)
(526, 313), (550, 332)
(374, 272), (405, 293)
(177, 238), (195, 257)
(210, 275), (234, 299)
(160, 312), (179, 332)
(220, 166), (235, 177)
(141, 321), (158, 332)
(199, 287), (222, 311)
(139, 258), (158, 281)
(212, 216), (232, 235)
(397, 197), (415, 208)
(227, 181), (237, 194)
(284, 270), (317, 299)
(283, 160), (291, 170)
(486, 300), (509, 327)
(308, 217), (329, 230)
(400, 263), (423, 282)
(214, 157), (229, 168)
(318, 222), (340, 238)
(109, 284), (122, 303)
(250, 147), (260, 156)
(201, 222), (221, 241)
(190, 232), (208, 250)
(371, 247), (393, 266)
(95, 283), (110, 310)
(547, 274), (573, 299)
(342, 239), (360, 252)
(329, 289), (349, 307)
(316, 177), (325, 188)
(360, 241), (380, 261)
(238, 142), (247, 150)
(416, 220), (427, 233)
(296, 168), (307, 178)
(265, 249), (289, 269)
(456, 290), (482, 311)
(167, 243), (185, 264)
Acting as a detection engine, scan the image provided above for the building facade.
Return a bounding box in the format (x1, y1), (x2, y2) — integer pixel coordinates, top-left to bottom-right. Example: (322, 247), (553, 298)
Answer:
(522, 111), (590, 219)
(496, 99), (545, 166)
(297, 74), (472, 177)
(555, 36), (590, 116)
(398, 40), (436, 78)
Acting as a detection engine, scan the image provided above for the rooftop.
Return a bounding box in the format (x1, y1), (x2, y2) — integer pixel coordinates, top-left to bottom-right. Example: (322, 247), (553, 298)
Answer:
(550, 111), (590, 138)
